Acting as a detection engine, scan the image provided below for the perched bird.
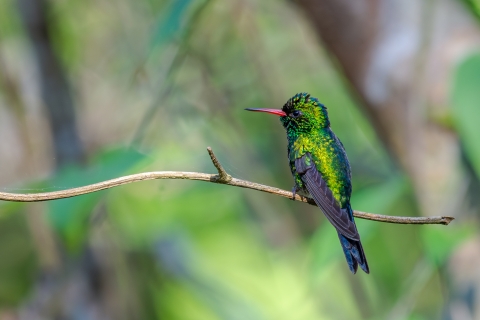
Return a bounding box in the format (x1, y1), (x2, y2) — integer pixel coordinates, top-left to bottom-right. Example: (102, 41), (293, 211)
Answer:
(246, 93), (369, 274)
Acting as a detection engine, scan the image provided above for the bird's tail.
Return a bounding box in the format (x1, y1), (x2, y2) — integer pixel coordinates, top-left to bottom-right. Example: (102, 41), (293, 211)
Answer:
(338, 233), (369, 274)
(337, 204), (369, 274)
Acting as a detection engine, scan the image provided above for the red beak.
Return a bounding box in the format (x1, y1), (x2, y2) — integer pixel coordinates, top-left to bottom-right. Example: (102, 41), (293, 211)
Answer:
(245, 108), (286, 116)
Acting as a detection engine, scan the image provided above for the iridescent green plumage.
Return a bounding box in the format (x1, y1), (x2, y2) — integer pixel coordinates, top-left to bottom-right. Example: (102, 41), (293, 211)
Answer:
(282, 94), (351, 207)
(246, 93), (369, 274)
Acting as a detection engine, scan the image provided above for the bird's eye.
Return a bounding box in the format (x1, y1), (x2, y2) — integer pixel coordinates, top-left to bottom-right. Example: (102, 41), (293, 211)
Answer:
(290, 110), (302, 118)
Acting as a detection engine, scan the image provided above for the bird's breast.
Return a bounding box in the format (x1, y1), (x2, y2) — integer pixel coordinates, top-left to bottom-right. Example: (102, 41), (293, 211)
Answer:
(289, 132), (352, 206)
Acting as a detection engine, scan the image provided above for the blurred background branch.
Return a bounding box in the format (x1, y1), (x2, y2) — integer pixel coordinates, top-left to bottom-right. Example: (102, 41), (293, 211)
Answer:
(18, 0), (84, 166)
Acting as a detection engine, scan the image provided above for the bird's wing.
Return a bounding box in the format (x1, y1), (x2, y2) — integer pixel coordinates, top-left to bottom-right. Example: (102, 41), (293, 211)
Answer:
(295, 153), (360, 241)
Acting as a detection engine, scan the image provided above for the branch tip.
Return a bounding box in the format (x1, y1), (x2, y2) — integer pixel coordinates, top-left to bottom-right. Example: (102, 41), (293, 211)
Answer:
(351, 210), (454, 225)
(441, 216), (455, 225)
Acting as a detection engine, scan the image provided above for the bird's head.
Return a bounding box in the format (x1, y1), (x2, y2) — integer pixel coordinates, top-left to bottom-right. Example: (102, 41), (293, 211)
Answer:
(246, 93), (329, 135)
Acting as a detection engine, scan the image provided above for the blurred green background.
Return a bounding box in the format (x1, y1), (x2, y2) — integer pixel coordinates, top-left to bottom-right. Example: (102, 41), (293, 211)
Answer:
(0, 0), (480, 319)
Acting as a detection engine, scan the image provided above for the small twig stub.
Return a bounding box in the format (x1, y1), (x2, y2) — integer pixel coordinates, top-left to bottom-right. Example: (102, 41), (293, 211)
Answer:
(207, 146), (232, 183)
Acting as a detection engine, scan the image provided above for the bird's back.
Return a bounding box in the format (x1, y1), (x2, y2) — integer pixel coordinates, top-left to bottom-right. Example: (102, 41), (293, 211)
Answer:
(289, 128), (352, 208)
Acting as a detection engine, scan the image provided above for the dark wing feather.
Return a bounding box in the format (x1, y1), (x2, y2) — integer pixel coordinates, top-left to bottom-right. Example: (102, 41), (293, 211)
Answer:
(295, 153), (359, 241)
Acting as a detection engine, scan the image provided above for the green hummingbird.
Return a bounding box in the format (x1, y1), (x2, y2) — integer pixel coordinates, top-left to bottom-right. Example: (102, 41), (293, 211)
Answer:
(246, 93), (369, 274)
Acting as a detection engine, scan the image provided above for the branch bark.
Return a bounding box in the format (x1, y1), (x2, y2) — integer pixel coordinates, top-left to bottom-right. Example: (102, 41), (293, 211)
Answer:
(0, 147), (454, 225)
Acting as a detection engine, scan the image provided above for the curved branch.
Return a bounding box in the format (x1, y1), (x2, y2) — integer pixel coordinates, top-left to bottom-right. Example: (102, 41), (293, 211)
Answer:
(0, 147), (454, 225)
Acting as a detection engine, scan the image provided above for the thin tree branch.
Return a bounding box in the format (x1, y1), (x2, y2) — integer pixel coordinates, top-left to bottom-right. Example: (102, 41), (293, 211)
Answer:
(0, 147), (454, 225)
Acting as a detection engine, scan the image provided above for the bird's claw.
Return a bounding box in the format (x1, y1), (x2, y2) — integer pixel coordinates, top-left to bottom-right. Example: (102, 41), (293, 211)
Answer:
(291, 185), (302, 201)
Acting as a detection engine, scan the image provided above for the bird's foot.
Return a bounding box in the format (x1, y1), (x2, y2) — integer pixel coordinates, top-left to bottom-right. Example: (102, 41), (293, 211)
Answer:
(291, 185), (302, 201)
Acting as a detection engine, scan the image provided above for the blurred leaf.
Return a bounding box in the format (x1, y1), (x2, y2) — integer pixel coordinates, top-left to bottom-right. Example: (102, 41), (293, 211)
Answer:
(47, 147), (147, 251)
(0, 212), (36, 306)
(309, 221), (339, 273)
(421, 223), (475, 266)
(351, 174), (407, 215)
(150, 0), (194, 49)
(452, 53), (480, 178)
(0, 201), (24, 220)
(153, 231), (264, 320)
(407, 314), (428, 320)
(0, 0), (22, 38)
(460, 0), (480, 21)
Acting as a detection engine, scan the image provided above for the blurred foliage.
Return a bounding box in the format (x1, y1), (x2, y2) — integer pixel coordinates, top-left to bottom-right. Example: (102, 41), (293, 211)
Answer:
(47, 147), (147, 251)
(0, 0), (478, 319)
(0, 212), (36, 306)
(461, 0), (480, 21)
(452, 54), (480, 179)
(422, 224), (475, 266)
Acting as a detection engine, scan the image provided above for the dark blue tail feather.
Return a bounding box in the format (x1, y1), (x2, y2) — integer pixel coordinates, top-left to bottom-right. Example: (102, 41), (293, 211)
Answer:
(338, 204), (369, 274)
(338, 233), (369, 274)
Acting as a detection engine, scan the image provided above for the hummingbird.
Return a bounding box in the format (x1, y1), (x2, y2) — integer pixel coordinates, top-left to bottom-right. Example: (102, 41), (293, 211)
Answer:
(246, 93), (369, 274)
